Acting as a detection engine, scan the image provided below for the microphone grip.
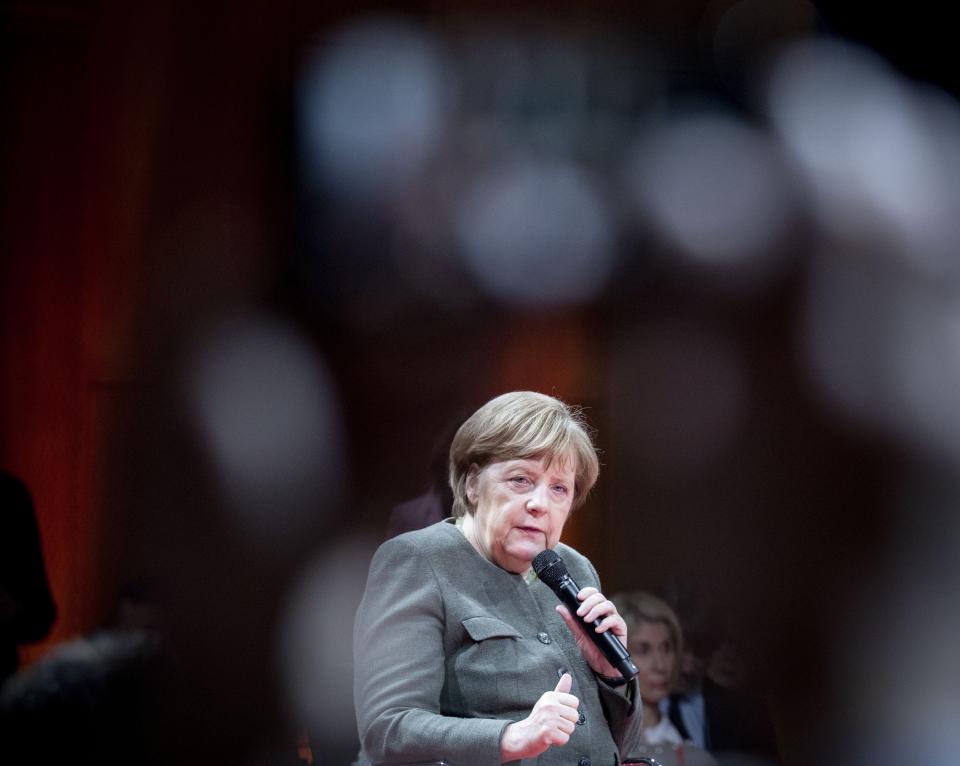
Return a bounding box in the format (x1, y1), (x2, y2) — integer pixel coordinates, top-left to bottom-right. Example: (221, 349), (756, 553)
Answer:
(556, 576), (639, 681)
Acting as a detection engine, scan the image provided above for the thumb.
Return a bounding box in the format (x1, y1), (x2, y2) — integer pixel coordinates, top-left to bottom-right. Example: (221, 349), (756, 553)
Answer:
(554, 672), (572, 694)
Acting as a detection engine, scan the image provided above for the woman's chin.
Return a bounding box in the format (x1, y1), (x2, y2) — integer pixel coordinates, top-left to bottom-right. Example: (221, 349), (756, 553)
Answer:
(493, 542), (542, 572)
(511, 540), (545, 561)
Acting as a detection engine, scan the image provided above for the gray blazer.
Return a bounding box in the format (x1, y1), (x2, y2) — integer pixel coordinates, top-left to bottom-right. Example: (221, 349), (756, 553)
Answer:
(354, 519), (642, 766)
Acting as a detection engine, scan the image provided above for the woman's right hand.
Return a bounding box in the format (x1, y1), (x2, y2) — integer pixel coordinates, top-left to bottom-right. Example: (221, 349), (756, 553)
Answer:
(500, 673), (580, 761)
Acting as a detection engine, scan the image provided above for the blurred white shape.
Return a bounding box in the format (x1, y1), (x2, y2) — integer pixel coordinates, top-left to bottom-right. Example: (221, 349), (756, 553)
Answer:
(454, 155), (615, 306)
(299, 17), (445, 200)
(877, 88), (960, 277)
(186, 313), (342, 550)
(626, 112), (795, 271)
(834, 485), (960, 766)
(804, 246), (960, 465)
(768, 40), (960, 279)
(767, 40), (897, 211)
(277, 537), (378, 748)
(890, 291), (960, 461)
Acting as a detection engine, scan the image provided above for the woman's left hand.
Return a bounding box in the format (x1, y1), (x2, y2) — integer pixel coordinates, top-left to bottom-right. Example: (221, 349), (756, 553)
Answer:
(555, 587), (628, 679)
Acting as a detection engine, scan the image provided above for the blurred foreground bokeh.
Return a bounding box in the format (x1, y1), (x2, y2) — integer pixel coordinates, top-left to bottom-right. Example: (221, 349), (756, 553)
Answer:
(3, 1), (960, 764)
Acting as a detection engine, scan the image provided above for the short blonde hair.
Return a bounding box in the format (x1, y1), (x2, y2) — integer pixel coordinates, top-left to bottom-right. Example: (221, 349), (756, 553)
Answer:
(449, 391), (599, 518)
(613, 590), (684, 689)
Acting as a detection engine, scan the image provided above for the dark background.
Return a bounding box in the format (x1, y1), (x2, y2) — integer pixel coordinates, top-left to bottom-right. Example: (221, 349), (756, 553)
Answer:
(3, 1), (957, 763)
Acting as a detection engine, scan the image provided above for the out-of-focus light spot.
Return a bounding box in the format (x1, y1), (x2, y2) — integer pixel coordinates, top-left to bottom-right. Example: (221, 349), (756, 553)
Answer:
(454, 155), (615, 306)
(626, 112), (796, 274)
(804, 248), (960, 465)
(299, 18), (445, 201)
(868, 88), (960, 278)
(277, 537), (378, 750)
(767, 40), (897, 207)
(185, 314), (342, 551)
(890, 292), (960, 462)
(768, 39), (960, 280)
(833, 483), (960, 766)
(769, 39), (905, 241)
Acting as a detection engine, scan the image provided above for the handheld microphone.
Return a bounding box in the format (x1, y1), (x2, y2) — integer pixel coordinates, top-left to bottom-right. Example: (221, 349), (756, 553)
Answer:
(533, 548), (639, 681)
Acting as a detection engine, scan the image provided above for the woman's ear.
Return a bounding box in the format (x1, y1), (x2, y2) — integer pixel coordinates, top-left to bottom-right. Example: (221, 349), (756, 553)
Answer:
(465, 464), (480, 505)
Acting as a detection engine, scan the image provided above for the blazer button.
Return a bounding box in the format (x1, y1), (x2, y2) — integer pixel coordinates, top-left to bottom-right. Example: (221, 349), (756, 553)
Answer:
(537, 632), (552, 644)
(576, 711), (585, 725)
(556, 667), (569, 679)
(578, 757), (591, 766)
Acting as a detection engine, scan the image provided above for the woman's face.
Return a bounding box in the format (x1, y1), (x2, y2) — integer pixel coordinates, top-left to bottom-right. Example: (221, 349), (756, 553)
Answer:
(630, 621), (675, 705)
(466, 454), (575, 573)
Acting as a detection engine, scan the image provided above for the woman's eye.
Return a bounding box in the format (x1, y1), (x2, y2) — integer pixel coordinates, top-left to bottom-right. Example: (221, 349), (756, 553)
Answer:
(551, 484), (569, 495)
(509, 476), (530, 488)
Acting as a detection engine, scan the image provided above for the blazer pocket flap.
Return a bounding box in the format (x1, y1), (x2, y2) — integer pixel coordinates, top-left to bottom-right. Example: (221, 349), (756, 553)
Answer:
(462, 616), (522, 641)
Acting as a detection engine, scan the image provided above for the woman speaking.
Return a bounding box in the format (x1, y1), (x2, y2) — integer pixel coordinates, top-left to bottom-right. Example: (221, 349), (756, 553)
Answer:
(353, 391), (642, 765)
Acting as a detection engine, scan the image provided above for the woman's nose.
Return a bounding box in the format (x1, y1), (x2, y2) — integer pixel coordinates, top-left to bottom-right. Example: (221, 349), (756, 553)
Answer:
(526, 484), (549, 513)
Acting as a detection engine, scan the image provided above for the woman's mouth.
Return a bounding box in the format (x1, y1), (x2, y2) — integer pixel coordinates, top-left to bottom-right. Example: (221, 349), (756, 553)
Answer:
(516, 526), (545, 538)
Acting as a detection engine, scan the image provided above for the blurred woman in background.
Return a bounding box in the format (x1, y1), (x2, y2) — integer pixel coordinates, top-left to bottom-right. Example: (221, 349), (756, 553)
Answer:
(614, 591), (685, 746)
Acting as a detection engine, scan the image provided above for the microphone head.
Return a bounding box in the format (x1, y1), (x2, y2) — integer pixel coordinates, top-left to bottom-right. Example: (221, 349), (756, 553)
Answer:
(532, 548), (568, 589)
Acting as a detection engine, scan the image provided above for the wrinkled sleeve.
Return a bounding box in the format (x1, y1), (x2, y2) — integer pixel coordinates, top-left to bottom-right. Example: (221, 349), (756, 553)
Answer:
(353, 536), (509, 766)
(584, 558), (643, 759)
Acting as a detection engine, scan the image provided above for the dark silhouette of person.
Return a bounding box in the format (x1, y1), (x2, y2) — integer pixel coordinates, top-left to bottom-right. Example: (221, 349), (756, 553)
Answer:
(0, 628), (162, 765)
(384, 416), (462, 539)
(0, 469), (56, 687)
